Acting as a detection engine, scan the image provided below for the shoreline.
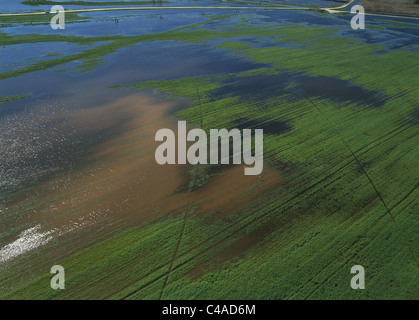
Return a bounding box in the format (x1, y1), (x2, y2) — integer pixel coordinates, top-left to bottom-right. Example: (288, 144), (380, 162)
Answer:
(2, 2), (419, 22)
(0, 89), (282, 266)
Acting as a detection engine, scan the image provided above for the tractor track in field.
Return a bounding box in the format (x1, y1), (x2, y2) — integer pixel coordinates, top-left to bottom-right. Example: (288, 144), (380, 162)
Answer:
(120, 141), (417, 299)
(158, 87), (204, 300)
(120, 154), (359, 299)
(390, 183), (418, 212)
(119, 103), (418, 299)
(290, 183), (418, 299)
(301, 178), (418, 299)
(114, 117), (414, 297)
(299, 89), (419, 267)
(118, 100), (418, 299)
(1, 0), (418, 301)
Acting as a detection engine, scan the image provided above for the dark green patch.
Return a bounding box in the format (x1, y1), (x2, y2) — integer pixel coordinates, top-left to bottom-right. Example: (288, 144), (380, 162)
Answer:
(0, 94), (31, 103)
(233, 117), (291, 135)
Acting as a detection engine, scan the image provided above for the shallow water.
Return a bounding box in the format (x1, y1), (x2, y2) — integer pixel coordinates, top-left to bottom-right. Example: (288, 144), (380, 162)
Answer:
(0, 0), (339, 14)
(0, 40), (263, 201)
(0, 42), (105, 73)
(0, 0), (418, 264)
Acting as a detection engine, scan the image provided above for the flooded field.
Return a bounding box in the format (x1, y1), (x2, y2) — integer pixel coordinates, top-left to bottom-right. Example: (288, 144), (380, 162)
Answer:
(0, 0), (418, 299)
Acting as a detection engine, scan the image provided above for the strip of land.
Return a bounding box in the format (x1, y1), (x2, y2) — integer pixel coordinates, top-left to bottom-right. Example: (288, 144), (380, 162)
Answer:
(2, 0), (419, 21)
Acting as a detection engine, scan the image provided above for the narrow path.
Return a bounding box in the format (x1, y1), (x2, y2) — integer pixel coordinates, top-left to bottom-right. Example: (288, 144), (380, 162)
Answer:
(0, 6), (311, 17)
(158, 204), (192, 300)
(2, 0), (419, 21)
(299, 89), (419, 268)
(158, 87), (204, 300)
(322, 0), (356, 12)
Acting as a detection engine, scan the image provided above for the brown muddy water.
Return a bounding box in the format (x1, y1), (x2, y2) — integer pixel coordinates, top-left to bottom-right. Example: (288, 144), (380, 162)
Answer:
(0, 38), (271, 264)
(0, 88), (282, 265)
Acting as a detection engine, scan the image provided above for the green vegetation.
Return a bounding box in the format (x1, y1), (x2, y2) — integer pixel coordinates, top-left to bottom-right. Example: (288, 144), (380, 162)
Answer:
(43, 51), (61, 57)
(0, 10), (418, 300)
(0, 94), (31, 103)
(127, 23), (419, 299)
(0, 14), (233, 79)
(0, 42), (115, 79)
(74, 56), (105, 72)
(375, 19), (419, 28)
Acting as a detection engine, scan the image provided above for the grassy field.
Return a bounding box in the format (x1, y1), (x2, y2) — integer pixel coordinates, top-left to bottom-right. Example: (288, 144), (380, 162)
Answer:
(0, 9), (418, 299)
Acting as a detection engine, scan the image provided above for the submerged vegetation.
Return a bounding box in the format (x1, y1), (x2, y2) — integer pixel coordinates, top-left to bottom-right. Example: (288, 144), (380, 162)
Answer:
(0, 12), (90, 26)
(0, 94), (31, 103)
(0, 3), (418, 300)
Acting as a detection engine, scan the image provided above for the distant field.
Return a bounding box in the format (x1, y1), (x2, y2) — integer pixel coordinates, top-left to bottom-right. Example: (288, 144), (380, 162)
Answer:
(362, 0), (419, 15)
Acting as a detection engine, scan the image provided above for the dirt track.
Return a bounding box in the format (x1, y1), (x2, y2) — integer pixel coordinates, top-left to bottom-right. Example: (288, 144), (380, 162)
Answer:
(1, 0), (418, 20)
(0, 6), (310, 17)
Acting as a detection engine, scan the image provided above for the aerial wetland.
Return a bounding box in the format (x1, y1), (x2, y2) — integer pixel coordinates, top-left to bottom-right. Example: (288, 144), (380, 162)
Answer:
(0, 0), (418, 299)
